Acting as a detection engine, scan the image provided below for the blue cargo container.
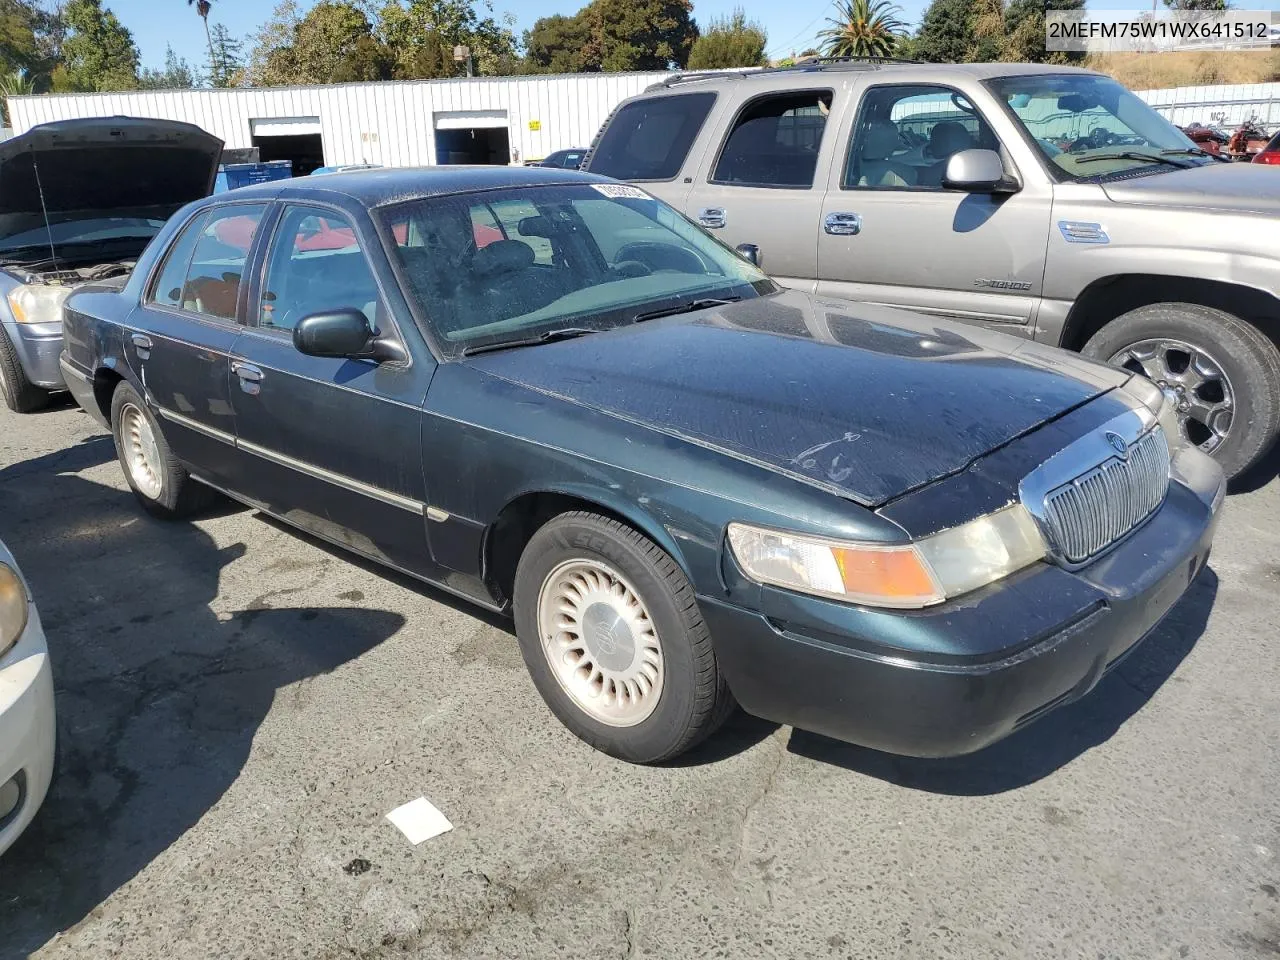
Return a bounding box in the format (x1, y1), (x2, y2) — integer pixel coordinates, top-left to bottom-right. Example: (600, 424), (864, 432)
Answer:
(214, 160), (293, 193)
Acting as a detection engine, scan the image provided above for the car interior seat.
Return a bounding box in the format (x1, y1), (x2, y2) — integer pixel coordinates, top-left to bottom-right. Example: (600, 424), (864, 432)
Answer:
(855, 120), (917, 188)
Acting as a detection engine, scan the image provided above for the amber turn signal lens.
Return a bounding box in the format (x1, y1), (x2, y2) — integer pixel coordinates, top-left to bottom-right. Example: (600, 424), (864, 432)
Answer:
(832, 546), (940, 603)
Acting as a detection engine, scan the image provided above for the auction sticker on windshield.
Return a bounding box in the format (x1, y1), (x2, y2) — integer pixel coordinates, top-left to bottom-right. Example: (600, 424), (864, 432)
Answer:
(592, 183), (650, 200)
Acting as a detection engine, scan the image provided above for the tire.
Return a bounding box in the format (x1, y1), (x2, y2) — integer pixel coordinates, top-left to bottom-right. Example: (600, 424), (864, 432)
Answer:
(109, 381), (220, 519)
(512, 511), (735, 764)
(0, 326), (50, 413)
(1082, 302), (1280, 480)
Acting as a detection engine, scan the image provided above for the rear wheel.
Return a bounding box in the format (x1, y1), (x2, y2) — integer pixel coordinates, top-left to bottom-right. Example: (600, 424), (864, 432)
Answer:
(0, 327), (50, 413)
(1083, 303), (1280, 479)
(109, 382), (220, 519)
(512, 512), (734, 764)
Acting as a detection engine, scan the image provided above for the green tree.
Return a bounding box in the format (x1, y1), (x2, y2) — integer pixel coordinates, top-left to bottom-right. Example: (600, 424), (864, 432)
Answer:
(524, 13), (590, 72)
(0, 66), (33, 125)
(1163, 0), (1228, 9)
(526, 0), (696, 73)
(206, 22), (244, 86)
(55, 0), (139, 92)
(818, 0), (906, 58)
(245, 0), (301, 85)
(377, 0), (518, 78)
(139, 44), (197, 88)
(687, 8), (766, 69)
(914, 0), (995, 62)
(0, 0), (61, 87)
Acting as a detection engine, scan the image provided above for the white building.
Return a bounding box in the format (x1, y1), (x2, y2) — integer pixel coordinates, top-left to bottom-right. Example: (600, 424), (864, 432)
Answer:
(5, 72), (670, 174)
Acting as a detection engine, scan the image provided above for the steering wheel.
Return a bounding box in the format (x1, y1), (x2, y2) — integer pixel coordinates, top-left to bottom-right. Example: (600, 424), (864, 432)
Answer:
(610, 260), (651, 279)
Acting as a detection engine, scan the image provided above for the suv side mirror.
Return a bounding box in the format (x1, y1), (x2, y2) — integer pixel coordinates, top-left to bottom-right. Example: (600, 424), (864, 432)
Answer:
(942, 149), (1019, 194)
(293, 308), (374, 358)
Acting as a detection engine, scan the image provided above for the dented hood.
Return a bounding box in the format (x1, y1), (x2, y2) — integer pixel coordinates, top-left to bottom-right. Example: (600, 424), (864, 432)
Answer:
(468, 291), (1127, 506)
(0, 116), (223, 238)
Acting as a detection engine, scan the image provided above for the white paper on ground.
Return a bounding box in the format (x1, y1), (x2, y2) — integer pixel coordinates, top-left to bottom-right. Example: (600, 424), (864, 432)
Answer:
(386, 796), (454, 845)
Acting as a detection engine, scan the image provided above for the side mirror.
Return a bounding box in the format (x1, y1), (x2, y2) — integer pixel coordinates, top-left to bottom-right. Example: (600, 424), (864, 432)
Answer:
(735, 243), (762, 267)
(293, 308), (374, 358)
(942, 149), (1020, 194)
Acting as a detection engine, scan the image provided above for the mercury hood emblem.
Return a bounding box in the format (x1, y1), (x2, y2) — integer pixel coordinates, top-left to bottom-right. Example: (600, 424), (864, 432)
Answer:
(1105, 431), (1128, 458)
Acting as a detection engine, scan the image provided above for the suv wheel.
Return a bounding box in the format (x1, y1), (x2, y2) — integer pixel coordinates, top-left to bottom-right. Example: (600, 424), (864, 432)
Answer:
(1083, 302), (1280, 479)
(512, 511), (735, 763)
(0, 327), (50, 413)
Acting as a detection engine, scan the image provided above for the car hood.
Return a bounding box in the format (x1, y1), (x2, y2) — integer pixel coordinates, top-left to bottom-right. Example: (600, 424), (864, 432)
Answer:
(0, 116), (223, 238)
(1101, 162), (1280, 217)
(467, 291), (1127, 506)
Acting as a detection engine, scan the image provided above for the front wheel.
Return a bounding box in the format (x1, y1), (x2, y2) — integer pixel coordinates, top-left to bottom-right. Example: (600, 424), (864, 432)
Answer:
(1083, 303), (1280, 479)
(512, 512), (734, 764)
(0, 327), (49, 413)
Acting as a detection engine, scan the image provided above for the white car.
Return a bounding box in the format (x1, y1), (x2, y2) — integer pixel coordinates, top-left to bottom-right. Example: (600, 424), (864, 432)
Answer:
(0, 537), (54, 856)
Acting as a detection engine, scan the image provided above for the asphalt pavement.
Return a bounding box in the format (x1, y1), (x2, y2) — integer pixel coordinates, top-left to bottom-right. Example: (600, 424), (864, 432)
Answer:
(0, 398), (1277, 960)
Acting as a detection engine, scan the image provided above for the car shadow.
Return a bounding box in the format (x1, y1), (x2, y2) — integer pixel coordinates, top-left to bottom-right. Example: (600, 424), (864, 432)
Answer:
(0, 443), (406, 958)
(786, 566), (1218, 795)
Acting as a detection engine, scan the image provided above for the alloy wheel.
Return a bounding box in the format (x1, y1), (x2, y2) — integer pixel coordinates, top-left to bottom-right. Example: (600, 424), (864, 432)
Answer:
(1108, 337), (1234, 453)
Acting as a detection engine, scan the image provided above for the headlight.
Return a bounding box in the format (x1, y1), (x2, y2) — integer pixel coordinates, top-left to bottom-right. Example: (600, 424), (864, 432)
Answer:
(7, 284), (71, 324)
(1121, 373), (1181, 447)
(0, 562), (28, 657)
(727, 506), (1047, 609)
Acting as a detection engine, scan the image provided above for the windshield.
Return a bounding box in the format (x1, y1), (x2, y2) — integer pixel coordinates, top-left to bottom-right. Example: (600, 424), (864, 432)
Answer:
(381, 183), (775, 357)
(987, 74), (1209, 180)
(0, 216), (167, 257)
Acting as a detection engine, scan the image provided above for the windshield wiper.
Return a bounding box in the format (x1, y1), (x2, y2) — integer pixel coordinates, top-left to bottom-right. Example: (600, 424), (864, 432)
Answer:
(632, 296), (740, 324)
(1160, 147), (1228, 163)
(1074, 151), (1194, 168)
(461, 326), (597, 357)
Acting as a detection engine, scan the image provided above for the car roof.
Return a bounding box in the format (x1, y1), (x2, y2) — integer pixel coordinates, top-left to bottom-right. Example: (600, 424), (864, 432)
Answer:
(642, 60), (1101, 94)
(209, 164), (614, 208)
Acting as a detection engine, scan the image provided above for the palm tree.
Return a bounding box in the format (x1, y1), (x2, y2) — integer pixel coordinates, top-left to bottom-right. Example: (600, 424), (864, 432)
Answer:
(188, 0), (215, 76)
(0, 71), (36, 128)
(818, 0), (907, 59)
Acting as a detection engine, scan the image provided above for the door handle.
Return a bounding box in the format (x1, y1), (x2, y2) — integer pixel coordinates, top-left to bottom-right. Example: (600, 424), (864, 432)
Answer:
(130, 332), (152, 359)
(698, 207), (726, 229)
(824, 212), (863, 236)
(232, 361), (264, 395)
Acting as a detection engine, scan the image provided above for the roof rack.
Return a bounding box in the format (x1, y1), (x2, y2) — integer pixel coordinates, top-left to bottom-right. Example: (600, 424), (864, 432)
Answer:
(649, 56), (924, 90)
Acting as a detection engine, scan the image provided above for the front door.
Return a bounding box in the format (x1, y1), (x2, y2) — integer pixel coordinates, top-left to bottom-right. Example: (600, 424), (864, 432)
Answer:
(125, 202), (269, 489)
(227, 203), (437, 577)
(816, 84), (1052, 335)
(682, 89), (838, 289)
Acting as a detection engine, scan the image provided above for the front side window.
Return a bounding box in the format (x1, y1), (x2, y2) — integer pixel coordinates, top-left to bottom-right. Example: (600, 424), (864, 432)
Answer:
(712, 91), (833, 188)
(381, 183), (774, 357)
(845, 86), (998, 190)
(259, 206), (382, 333)
(160, 204), (267, 321)
(986, 74), (1207, 181)
(585, 93), (716, 181)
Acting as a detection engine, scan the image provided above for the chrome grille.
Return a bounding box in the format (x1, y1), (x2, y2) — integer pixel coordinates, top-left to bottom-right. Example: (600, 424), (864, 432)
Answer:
(1042, 427), (1170, 564)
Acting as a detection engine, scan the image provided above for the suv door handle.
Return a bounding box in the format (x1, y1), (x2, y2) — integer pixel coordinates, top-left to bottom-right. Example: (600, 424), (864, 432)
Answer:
(130, 332), (152, 359)
(232, 361), (264, 395)
(824, 212), (863, 236)
(698, 207), (726, 229)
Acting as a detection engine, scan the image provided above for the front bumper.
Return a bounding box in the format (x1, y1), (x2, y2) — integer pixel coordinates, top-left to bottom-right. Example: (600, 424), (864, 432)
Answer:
(3, 319), (65, 390)
(0, 602), (56, 857)
(702, 450), (1224, 758)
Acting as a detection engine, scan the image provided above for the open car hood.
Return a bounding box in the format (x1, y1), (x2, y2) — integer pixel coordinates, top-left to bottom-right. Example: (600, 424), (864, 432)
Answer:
(0, 116), (223, 239)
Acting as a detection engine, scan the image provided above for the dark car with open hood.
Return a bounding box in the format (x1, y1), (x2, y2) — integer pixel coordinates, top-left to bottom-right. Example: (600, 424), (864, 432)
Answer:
(0, 116), (222, 412)
(59, 167), (1224, 763)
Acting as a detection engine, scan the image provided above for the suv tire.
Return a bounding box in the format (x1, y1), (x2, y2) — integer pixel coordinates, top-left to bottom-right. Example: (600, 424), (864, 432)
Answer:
(512, 511), (735, 764)
(1083, 302), (1280, 479)
(0, 327), (50, 413)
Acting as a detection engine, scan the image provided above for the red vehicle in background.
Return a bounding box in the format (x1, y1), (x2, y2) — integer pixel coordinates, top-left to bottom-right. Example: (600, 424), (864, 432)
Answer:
(1253, 130), (1280, 166)
(1227, 120), (1273, 161)
(1181, 123), (1227, 157)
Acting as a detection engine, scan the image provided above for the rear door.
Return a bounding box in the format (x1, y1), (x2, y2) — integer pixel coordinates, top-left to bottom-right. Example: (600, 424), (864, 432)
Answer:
(680, 88), (839, 289)
(227, 202), (438, 577)
(125, 202), (268, 489)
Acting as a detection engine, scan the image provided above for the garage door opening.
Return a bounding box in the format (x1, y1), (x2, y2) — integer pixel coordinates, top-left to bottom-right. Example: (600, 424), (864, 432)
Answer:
(249, 117), (325, 177)
(435, 127), (510, 165)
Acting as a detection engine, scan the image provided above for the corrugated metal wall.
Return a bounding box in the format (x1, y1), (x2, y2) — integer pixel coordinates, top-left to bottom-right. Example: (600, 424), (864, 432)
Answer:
(6, 73), (669, 166)
(1137, 82), (1280, 127)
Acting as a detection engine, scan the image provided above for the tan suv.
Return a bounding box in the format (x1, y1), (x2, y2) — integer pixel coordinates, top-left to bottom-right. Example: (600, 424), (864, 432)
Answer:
(584, 60), (1280, 480)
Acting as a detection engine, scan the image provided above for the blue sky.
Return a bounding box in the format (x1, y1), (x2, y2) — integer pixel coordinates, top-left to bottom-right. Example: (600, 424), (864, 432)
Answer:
(115, 0), (1280, 69)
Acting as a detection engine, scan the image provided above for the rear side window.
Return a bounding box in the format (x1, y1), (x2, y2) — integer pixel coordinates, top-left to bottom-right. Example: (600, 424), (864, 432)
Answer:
(586, 92), (716, 181)
(150, 212), (210, 308)
(180, 204), (268, 321)
(712, 91), (833, 188)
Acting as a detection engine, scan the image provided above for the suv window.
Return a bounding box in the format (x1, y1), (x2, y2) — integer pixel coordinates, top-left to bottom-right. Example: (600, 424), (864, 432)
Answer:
(161, 204), (267, 321)
(150, 211), (210, 309)
(845, 86), (997, 191)
(712, 91), (833, 188)
(586, 92), (716, 181)
(259, 206), (382, 333)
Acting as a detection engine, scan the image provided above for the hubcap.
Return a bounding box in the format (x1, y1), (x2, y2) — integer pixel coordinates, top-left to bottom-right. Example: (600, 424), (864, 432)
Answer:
(1107, 338), (1234, 453)
(120, 402), (164, 499)
(536, 559), (664, 727)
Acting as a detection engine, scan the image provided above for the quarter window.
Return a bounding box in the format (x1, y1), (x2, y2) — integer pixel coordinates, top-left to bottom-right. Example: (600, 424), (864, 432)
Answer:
(712, 91), (833, 188)
(845, 86), (998, 190)
(585, 92), (716, 182)
(259, 206), (383, 333)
